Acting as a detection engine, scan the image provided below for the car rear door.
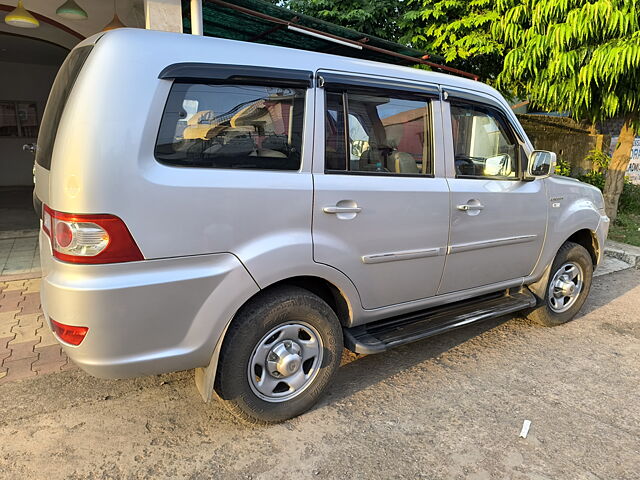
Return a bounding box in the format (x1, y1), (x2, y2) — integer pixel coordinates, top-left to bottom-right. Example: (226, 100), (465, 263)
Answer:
(311, 71), (450, 309)
(438, 91), (547, 294)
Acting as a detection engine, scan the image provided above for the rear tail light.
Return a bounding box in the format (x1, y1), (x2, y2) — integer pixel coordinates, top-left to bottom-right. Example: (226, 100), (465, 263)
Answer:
(50, 318), (88, 346)
(42, 205), (143, 264)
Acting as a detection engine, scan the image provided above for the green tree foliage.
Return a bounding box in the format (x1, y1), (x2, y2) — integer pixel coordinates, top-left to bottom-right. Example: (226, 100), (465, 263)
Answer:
(282, 0), (407, 42)
(494, 0), (640, 124)
(401, 0), (505, 80)
(557, 150), (640, 215)
(493, 0), (640, 220)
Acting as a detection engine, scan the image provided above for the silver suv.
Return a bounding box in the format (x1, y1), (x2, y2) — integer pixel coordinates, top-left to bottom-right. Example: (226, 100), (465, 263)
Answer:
(35, 29), (609, 423)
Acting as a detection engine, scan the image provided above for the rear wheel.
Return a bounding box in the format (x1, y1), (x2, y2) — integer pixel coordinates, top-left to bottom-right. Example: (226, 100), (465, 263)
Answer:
(215, 286), (343, 424)
(526, 241), (593, 327)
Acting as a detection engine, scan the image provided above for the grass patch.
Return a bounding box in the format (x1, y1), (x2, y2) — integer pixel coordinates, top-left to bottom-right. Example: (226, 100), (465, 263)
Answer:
(609, 212), (640, 247)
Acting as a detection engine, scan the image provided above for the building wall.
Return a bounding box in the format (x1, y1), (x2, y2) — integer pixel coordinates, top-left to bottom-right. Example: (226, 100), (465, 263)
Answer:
(0, 61), (59, 186)
(517, 114), (610, 174)
(598, 117), (626, 137)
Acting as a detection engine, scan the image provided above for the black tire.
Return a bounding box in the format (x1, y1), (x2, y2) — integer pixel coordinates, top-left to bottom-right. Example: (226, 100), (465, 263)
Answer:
(214, 286), (343, 424)
(526, 241), (593, 327)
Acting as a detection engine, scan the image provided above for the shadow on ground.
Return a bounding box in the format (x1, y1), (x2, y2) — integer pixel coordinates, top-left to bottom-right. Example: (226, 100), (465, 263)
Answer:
(318, 269), (640, 409)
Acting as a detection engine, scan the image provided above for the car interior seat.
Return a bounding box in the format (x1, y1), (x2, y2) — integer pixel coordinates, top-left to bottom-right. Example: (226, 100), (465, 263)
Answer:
(385, 124), (419, 174)
(358, 144), (385, 171)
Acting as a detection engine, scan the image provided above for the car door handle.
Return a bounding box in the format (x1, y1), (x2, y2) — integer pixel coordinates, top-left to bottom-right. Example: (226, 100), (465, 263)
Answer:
(323, 206), (362, 214)
(456, 203), (484, 211)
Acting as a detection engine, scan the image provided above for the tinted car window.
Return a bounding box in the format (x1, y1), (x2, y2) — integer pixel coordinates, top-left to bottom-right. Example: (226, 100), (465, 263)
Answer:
(155, 83), (305, 170)
(325, 92), (347, 171)
(325, 90), (432, 175)
(450, 102), (518, 178)
(36, 46), (93, 169)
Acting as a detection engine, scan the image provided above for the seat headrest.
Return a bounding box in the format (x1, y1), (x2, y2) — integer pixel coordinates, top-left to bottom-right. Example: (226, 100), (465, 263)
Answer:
(385, 124), (404, 149)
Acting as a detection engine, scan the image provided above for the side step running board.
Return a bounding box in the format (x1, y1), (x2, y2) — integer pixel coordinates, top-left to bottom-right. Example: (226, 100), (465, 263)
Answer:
(344, 289), (536, 354)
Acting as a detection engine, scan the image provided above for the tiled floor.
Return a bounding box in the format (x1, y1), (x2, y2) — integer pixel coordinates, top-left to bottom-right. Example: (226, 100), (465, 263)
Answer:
(0, 277), (73, 383)
(0, 235), (40, 277)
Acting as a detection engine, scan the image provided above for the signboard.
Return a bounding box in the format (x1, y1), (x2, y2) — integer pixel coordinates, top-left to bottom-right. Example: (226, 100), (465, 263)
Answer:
(610, 136), (640, 185)
(628, 137), (640, 185)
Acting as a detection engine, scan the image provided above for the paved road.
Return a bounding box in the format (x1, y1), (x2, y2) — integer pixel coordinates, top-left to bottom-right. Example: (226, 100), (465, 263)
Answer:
(1, 269), (638, 480)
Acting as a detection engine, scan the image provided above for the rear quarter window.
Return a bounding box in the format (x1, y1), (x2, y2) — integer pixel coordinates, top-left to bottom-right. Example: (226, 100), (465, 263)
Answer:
(36, 46), (93, 170)
(155, 82), (306, 170)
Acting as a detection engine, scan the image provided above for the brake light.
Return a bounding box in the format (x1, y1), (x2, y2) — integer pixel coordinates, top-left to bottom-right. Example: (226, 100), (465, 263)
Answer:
(42, 205), (143, 264)
(50, 318), (88, 346)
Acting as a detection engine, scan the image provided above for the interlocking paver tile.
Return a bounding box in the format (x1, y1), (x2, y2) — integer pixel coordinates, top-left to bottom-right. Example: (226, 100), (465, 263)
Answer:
(0, 357), (37, 383)
(0, 336), (13, 364)
(32, 344), (65, 375)
(0, 280), (25, 292)
(0, 309), (19, 322)
(5, 340), (39, 362)
(8, 323), (39, 345)
(23, 278), (41, 293)
(18, 292), (41, 315)
(36, 324), (58, 349)
(0, 274), (72, 382)
(0, 292), (24, 312)
(16, 312), (44, 329)
(1, 289), (25, 299)
(32, 362), (63, 376)
(0, 314), (19, 338)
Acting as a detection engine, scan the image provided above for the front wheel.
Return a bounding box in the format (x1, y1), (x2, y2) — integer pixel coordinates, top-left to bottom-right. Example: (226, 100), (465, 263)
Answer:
(525, 241), (594, 327)
(214, 286), (343, 424)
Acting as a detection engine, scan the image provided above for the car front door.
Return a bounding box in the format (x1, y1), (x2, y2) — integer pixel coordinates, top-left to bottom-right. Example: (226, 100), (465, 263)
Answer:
(311, 72), (450, 309)
(438, 94), (547, 294)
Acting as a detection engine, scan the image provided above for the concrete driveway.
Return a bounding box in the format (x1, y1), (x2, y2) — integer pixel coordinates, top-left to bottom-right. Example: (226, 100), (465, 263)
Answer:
(1, 269), (638, 480)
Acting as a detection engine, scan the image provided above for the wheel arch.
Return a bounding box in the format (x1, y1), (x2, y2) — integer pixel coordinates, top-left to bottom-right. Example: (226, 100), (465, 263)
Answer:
(566, 228), (600, 266)
(261, 276), (352, 327)
(527, 228), (599, 302)
(195, 273), (354, 403)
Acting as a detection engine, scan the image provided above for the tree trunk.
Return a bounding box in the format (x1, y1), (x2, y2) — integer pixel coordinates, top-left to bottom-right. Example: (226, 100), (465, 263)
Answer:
(603, 116), (636, 222)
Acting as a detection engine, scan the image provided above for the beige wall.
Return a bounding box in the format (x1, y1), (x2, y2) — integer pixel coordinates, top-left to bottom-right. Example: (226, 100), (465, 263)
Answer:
(0, 61), (59, 186)
(144, 0), (183, 33)
(0, 0), (145, 43)
(0, 0), (182, 187)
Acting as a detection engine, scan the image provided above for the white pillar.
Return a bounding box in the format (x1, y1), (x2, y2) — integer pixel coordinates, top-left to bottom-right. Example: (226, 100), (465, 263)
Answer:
(190, 0), (203, 35)
(144, 0), (183, 33)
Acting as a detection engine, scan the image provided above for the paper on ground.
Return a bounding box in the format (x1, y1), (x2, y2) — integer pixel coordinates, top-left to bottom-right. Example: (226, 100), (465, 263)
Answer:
(519, 419), (532, 438)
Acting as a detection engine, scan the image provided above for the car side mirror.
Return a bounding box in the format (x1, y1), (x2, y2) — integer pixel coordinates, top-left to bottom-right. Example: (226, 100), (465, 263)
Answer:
(527, 150), (556, 178)
(484, 154), (512, 176)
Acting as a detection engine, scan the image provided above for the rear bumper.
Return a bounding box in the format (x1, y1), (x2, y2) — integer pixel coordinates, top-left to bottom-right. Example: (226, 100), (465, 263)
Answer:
(39, 230), (259, 378)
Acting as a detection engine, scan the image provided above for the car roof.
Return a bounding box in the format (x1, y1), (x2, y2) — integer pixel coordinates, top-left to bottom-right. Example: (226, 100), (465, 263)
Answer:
(86, 28), (500, 98)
